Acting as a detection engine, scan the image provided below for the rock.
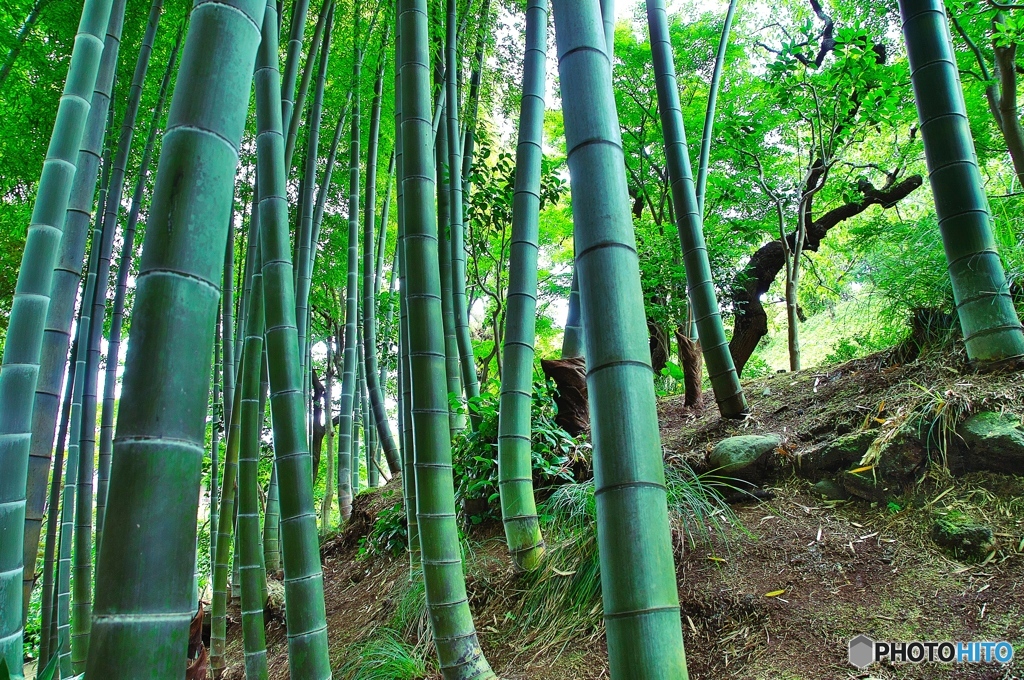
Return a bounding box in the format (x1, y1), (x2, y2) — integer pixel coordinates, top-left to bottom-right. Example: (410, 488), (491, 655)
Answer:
(875, 426), (927, 480)
(812, 478), (851, 501)
(838, 469), (893, 503)
(957, 411), (1024, 475)
(932, 517), (996, 562)
(833, 425), (926, 501)
(796, 430), (877, 475)
(541, 357), (589, 436)
(709, 435), (782, 482)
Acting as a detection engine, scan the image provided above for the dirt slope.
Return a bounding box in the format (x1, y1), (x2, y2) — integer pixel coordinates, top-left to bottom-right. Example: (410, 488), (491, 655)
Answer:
(225, 350), (1024, 679)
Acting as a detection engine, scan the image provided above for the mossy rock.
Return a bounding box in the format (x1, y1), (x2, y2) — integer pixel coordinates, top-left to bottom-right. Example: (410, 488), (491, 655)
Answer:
(796, 430), (876, 476)
(875, 426), (927, 481)
(957, 411), (1024, 475)
(932, 516), (996, 562)
(812, 478), (851, 501)
(838, 469), (893, 503)
(708, 435), (782, 482)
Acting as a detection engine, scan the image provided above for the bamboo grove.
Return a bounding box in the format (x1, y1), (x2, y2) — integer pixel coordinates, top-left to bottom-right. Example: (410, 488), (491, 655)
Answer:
(0, 0), (1021, 678)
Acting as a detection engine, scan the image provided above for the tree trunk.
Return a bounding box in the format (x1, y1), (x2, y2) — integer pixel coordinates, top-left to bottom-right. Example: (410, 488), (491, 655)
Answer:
(253, 1), (332, 674)
(648, 320), (670, 375)
(992, 14), (1024, 186)
(729, 174), (923, 375)
(19, 0), (120, 636)
(311, 367), (326, 479)
(0, 0), (53, 92)
(541, 357), (589, 436)
(676, 327), (703, 409)
(399, 0), (496, 672)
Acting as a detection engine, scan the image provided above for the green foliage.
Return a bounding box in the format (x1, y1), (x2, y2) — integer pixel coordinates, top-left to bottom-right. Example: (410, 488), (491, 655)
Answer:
(21, 573), (40, 661)
(452, 375), (585, 525)
(741, 353), (775, 379)
(360, 497), (408, 558)
(824, 331), (891, 365)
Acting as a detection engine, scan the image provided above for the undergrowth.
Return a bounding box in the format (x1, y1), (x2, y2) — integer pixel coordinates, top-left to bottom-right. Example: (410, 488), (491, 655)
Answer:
(335, 578), (434, 680)
(452, 375), (589, 525)
(507, 463), (741, 655)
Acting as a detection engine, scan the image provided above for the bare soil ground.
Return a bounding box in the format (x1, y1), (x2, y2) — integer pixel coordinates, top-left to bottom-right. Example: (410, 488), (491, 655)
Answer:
(225, 349), (1024, 679)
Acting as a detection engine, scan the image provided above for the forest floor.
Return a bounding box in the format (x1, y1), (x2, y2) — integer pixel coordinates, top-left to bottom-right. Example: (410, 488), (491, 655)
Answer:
(223, 347), (1024, 679)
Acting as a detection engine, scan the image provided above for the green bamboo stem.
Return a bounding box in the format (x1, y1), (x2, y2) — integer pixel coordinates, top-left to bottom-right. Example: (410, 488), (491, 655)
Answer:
(376, 169), (398, 414)
(646, 0), (747, 418)
(559, 0), (615, 364)
(695, 0), (738, 218)
(459, 0), (490, 199)
(498, 0), (547, 573)
(55, 321), (86, 678)
(73, 10), (129, 666)
(552, 1), (688, 676)
(95, 0), (165, 552)
(363, 46), (402, 474)
(374, 152), (395, 299)
(321, 341), (335, 532)
(352, 389), (362, 495)
(379, 250), (398, 395)
(211, 377), (243, 678)
(295, 4), (333, 401)
(280, 0), (312, 141)
(69, 141), (110, 671)
(284, 0), (331, 171)
(338, 13), (363, 521)
(83, 0), (266, 676)
(263, 463), (282, 574)
(211, 309), (222, 576)
(446, 0), (480, 423)
(0, 0), (54, 93)
(358, 335), (376, 488)
(601, 0), (614, 60)
(238, 174), (262, 368)
(899, 0), (1024, 361)
(254, 1), (332, 675)
(58, 234), (105, 677)
(16, 0), (118, 640)
(223, 217), (237, 433)
(435, 112), (466, 435)
(394, 8), (418, 570)
(37, 338), (76, 668)
(561, 271), (585, 359)
(238, 261), (269, 680)
(399, 0), (496, 675)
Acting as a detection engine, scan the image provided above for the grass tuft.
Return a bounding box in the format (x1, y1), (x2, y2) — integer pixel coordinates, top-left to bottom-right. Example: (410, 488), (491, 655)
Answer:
(335, 629), (432, 680)
(509, 462), (740, 656)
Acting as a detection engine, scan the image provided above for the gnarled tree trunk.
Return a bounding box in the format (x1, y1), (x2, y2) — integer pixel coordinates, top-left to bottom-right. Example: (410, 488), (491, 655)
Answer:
(729, 174), (923, 375)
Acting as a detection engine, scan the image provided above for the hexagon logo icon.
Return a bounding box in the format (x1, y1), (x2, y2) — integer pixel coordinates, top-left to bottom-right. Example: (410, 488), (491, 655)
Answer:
(849, 635), (875, 669)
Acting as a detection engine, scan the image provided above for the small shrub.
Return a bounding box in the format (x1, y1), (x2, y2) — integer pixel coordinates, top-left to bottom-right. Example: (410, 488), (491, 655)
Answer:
(360, 501), (408, 557)
(452, 374), (587, 525)
(742, 353), (774, 379)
